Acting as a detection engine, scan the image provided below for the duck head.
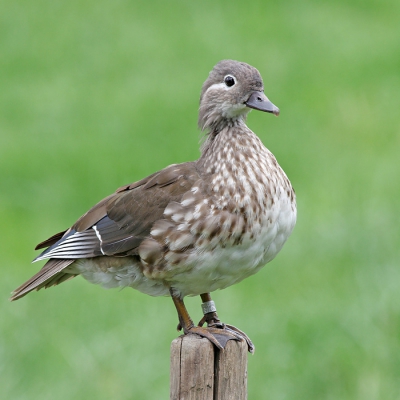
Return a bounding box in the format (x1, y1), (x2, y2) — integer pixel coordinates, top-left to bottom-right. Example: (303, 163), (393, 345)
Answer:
(198, 60), (279, 132)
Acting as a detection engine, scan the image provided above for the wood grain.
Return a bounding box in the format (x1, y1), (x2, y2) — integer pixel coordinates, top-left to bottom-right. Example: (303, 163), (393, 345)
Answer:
(214, 339), (247, 400)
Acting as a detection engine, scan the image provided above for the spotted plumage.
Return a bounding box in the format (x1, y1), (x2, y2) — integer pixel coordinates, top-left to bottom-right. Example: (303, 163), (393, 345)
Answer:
(11, 60), (296, 352)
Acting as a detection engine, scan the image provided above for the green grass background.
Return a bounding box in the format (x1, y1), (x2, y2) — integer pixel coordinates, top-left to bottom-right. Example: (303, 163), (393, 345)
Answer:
(1, 0), (399, 398)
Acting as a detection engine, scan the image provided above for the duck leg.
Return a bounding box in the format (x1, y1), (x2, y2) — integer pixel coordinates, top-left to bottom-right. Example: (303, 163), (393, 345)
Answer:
(198, 292), (255, 354)
(170, 289), (240, 351)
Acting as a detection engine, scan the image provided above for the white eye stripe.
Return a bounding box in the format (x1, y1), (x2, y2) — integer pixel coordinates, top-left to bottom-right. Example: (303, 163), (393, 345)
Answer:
(205, 82), (229, 93)
(205, 75), (238, 95)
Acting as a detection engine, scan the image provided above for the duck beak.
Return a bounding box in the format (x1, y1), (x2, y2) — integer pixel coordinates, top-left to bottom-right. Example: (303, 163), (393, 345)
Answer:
(246, 91), (280, 116)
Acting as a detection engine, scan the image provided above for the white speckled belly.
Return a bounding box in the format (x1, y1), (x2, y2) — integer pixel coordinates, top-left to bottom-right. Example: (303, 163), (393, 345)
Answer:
(170, 189), (296, 297)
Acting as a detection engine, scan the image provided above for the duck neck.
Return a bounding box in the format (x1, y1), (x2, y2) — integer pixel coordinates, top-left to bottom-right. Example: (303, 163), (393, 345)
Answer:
(198, 122), (269, 174)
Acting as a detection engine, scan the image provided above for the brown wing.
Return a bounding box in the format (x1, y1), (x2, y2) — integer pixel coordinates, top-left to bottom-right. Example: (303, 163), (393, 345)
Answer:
(91, 162), (201, 256)
(11, 162), (202, 300)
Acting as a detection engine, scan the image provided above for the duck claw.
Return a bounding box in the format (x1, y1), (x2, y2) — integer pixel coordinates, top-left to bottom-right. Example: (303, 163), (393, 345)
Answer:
(184, 325), (240, 350)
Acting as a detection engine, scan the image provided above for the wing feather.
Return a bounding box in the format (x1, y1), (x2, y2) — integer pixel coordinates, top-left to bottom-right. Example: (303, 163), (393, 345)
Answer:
(12, 162), (201, 299)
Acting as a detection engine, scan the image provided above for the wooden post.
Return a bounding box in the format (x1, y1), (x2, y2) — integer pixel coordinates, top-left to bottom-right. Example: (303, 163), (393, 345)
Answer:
(170, 335), (248, 400)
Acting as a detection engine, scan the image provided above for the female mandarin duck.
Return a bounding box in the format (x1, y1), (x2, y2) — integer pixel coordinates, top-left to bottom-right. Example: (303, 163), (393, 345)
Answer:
(12, 60), (297, 353)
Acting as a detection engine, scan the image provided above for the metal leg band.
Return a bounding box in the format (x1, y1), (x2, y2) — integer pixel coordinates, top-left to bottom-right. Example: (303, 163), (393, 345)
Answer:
(201, 300), (217, 315)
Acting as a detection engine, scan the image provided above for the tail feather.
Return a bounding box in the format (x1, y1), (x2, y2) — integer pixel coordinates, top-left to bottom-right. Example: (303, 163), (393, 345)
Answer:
(10, 259), (76, 301)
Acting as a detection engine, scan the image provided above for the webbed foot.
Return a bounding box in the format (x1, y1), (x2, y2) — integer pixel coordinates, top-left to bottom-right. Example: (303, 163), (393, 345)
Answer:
(182, 324), (241, 350)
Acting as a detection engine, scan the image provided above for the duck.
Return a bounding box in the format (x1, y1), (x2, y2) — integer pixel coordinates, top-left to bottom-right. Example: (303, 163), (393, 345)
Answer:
(11, 60), (297, 353)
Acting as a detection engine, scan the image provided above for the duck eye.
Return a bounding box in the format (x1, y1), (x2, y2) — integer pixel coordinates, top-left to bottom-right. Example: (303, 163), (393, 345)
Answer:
(224, 75), (235, 87)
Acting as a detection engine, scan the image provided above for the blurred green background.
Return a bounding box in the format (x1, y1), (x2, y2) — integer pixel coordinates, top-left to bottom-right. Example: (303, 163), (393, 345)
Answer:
(1, 0), (399, 398)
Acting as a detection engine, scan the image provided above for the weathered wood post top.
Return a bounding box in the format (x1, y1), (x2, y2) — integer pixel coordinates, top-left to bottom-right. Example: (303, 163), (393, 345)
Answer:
(170, 335), (248, 400)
